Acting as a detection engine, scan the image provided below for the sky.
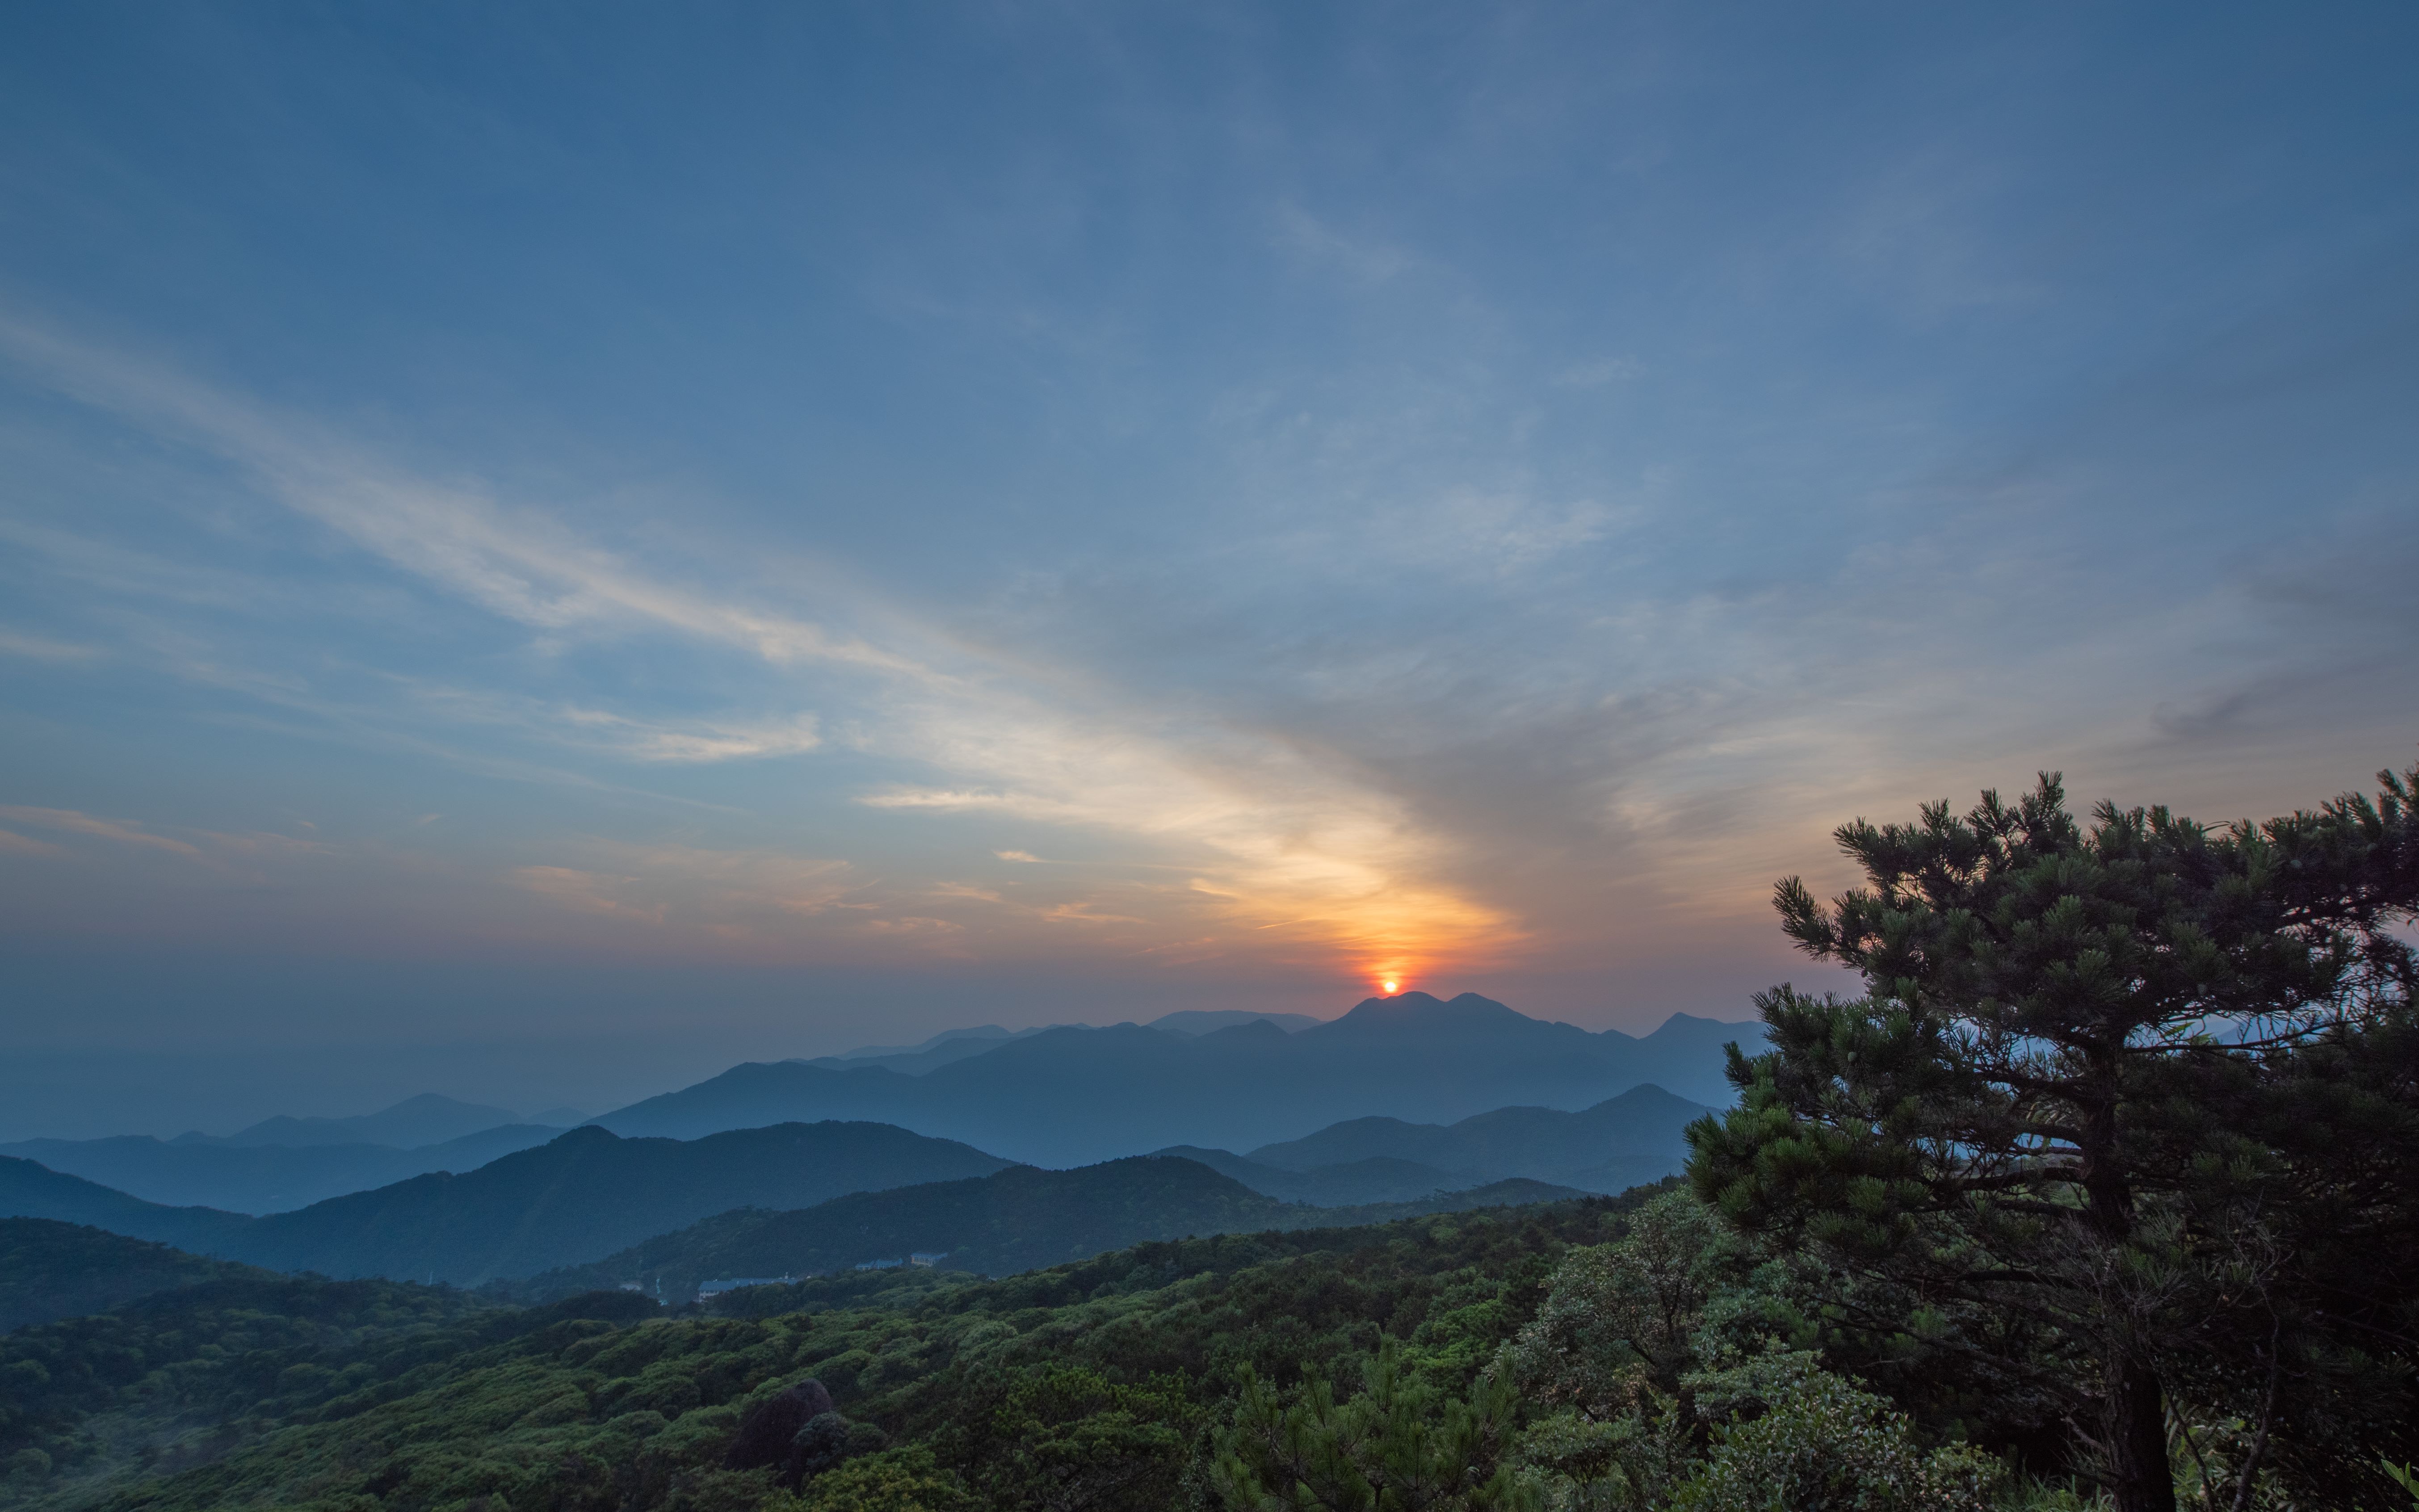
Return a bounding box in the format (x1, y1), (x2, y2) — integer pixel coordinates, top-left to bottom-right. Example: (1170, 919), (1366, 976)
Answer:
(2, 2), (2415, 1138)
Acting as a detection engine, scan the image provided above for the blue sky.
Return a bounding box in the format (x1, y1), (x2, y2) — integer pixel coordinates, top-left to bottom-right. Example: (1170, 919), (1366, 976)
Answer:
(3, 3), (2415, 1135)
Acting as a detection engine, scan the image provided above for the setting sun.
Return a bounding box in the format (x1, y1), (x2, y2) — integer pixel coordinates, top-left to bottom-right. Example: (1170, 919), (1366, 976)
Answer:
(1381, 979), (1399, 993)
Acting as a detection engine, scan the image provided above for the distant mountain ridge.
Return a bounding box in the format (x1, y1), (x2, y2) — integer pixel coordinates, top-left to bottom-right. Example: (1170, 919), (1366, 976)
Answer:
(800, 1009), (1319, 1075)
(0, 1122), (568, 1214)
(524, 1155), (1594, 1297)
(596, 993), (1761, 1166)
(0, 1159), (254, 1256)
(1146, 1147), (1477, 1205)
(1245, 1084), (1711, 1193)
(180, 1093), (529, 1149)
(2, 1122), (1015, 1285)
(1152, 1084), (1713, 1202)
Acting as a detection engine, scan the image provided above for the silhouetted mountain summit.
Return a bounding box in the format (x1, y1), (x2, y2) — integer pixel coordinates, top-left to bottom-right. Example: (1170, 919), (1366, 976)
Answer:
(1324, 990), (1531, 1029)
(595, 993), (1762, 1165)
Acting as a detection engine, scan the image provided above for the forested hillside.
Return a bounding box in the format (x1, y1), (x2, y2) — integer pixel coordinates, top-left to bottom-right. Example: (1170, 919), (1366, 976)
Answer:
(0, 1192), (1649, 1512)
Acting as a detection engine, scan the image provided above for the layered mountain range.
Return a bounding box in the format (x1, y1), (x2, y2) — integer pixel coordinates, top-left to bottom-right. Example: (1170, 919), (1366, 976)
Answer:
(0, 1083), (1708, 1287)
(523, 1158), (1589, 1298)
(0, 1122), (570, 1214)
(181, 1092), (558, 1149)
(0, 992), (1754, 1290)
(6, 995), (1758, 1210)
(1154, 1083), (1710, 1202)
(1, 1122), (1012, 1285)
(597, 992), (1759, 1166)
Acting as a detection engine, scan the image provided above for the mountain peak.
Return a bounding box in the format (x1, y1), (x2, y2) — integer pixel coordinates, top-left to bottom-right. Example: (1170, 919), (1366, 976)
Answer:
(1331, 991), (1524, 1025)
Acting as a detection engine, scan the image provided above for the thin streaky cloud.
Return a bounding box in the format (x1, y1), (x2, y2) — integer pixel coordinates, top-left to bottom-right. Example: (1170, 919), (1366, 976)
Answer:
(0, 805), (203, 858)
(0, 323), (1518, 976)
(0, 316), (928, 679)
(0, 630), (104, 663)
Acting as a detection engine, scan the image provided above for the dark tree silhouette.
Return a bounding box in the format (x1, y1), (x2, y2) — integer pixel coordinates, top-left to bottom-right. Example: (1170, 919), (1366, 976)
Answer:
(1690, 763), (2419, 1512)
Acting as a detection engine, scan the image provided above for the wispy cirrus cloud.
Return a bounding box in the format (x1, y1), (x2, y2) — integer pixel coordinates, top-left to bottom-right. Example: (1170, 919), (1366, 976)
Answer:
(0, 317), (925, 678)
(0, 629), (105, 663)
(508, 865), (668, 925)
(565, 711), (822, 763)
(0, 828), (66, 857)
(0, 320), (1516, 984)
(0, 805), (203, 858)
(511, 843), (855, 937)
(399, 683), (825, 764)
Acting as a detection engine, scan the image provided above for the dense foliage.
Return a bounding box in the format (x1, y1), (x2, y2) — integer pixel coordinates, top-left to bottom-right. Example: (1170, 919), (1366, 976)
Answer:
(0, 1197), (1647, 1511)
(0, 1265), (507, 1497)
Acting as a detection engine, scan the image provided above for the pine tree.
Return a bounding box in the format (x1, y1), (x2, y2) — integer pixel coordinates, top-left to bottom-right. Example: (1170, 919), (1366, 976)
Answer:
(1688, 763), (2419, 1512)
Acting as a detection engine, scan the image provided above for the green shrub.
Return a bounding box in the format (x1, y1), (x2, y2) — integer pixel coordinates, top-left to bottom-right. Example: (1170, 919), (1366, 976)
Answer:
(759, 1445), (974, 1511)
(1670, 1353), (2000, 1512)
(1213, 1337), (1531, 1511)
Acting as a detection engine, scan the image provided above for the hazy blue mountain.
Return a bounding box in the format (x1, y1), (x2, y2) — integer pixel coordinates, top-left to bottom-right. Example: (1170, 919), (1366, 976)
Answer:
(799, 1012), (1317, 1077)
(224, 1122), (1016, 1285)
(181, 1093), (526, 1149)
(524, 1156), (1594, 1297)
(0, 1217), (262, 1332)
(1148, 1146), (1476, 1204)
(798, 1025), (1054, 1075)
(1244, 1084), (1713, 1193)
(0, 1156), (255, 1255)
(596, 993), (1762, 1165)
(1144, 1009), (1321, 1035)
(0, 1122), (567, 1214)
(826, 1025), (1025, 1058)
(6, 1122), (1016, 1286)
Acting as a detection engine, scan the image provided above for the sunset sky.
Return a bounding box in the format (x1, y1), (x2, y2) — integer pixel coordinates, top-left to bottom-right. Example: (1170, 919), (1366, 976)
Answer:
(4, 3), (2416, 1135)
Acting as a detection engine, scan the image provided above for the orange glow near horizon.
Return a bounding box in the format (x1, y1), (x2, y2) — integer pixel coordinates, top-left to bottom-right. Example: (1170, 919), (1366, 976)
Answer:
(1381, 978), (1399, 994)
